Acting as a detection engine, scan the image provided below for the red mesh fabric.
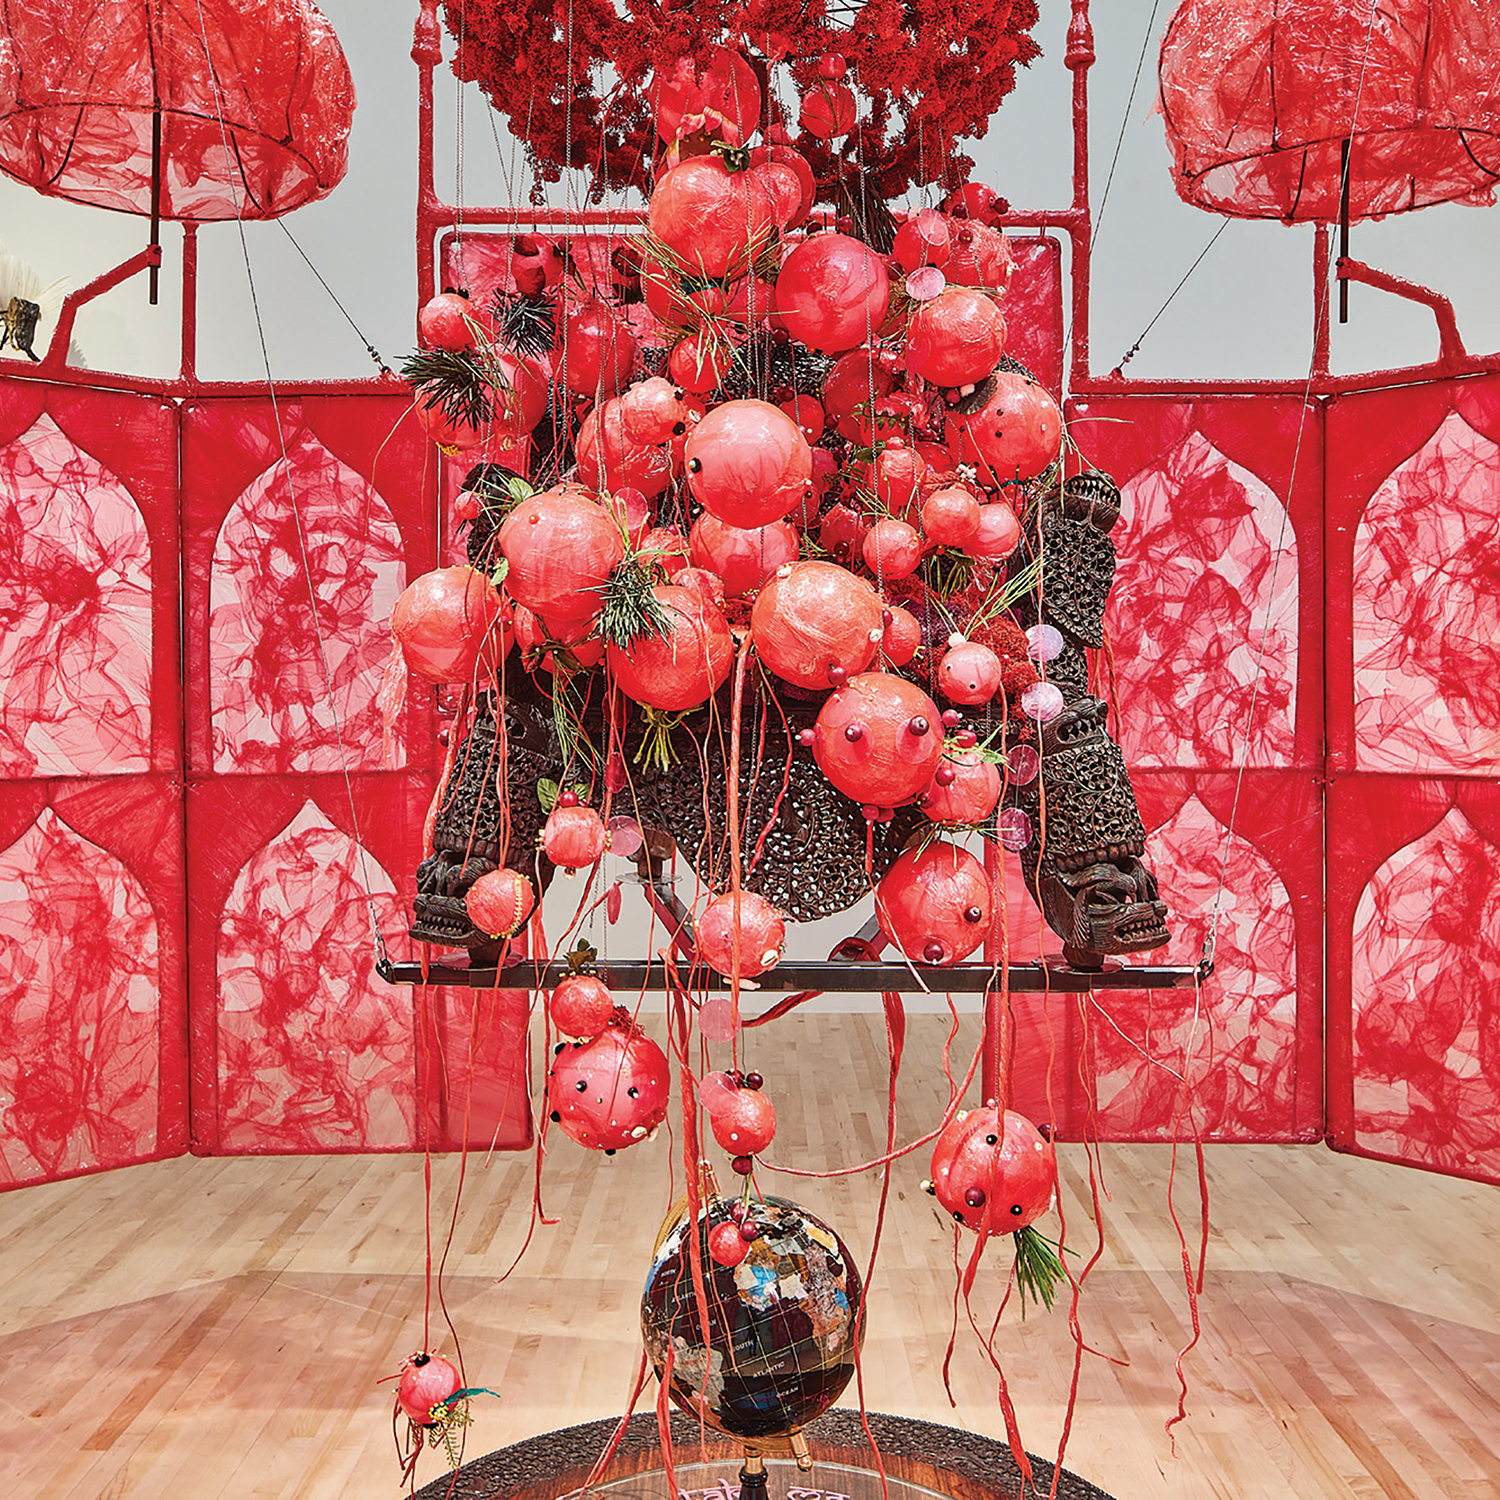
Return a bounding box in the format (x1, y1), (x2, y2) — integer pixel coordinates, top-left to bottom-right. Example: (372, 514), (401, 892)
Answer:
(182, 394), (436, 776)
(0, 777), (187, 1189)
(0, 383), (180, 776)
(0, 0), (354, 220)
(1074, 395), (1325, 772)
(1158, 0), (1500, 222)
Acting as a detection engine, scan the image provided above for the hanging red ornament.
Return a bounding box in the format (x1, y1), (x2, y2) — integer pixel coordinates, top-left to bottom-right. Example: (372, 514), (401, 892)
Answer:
(906, 288), (1008, 388)
(492, 352), (552, 440)
(549, 974), (615, 1039)
(577, 403), (673, 500)
(415, 399), (486, 453)
(929, 1105), (1056, 1232)
(542, 804), (609, 869)
(710, 1087), (777, 1155)
(498, 487), (625, 637)
(942, 182), (1007, 227)
(881, 605), (922, 667)
(919, 749), (1002, 824)
(650, 48), (761, 146)
(875, 840), (991, 964)
(863, 518), (924, 580)
(396, 1352), (462, 1426)
(708, 1220), (751, 1267)
(970, 501), (1022, 560)
(547, 1016), (671, 1152)
(943, 221), (1015, 292)
(684, 399), (813, 528)
(465, 868), (535, 938)
(750, 561), (885, 690)
(562, 302), (638, 398)
(920, 487), (982, 547)
(946, 372), (1063, 488)
(748, 143), (816, 226)
(822, 347), (897, 441)
(418, 292), (477, 351)
(937, 639), (1005, 705)
(689, 514), (800, 599)
(799, 79), (858, 140)
(812, 672), (944, 804)
(668, 326), (737, 395)
(390, 566), (509, 684)
(774, 234), (891, 355)
(695, 891), (787, 978)
(871, 441), (926, 514)
(893, 209), (953, 272)
(647, 156), (777, 279)
(779, 394), (826, 443)
(606, 584), (734, 711)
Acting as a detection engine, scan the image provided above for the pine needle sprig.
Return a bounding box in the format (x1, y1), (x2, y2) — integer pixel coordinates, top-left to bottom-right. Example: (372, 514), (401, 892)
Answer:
(1013, 1224), (1071, 1316)
(400, 346), (495, 427)
(491, 288), (558, 357)
(598, 557), (673, 649)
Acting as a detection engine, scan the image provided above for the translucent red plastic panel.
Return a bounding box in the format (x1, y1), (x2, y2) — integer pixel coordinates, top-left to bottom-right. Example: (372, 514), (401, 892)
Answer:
(0, 0), (354, 220)
(1074, 396), (1324, 773)
(1159, 0), (1500, 221)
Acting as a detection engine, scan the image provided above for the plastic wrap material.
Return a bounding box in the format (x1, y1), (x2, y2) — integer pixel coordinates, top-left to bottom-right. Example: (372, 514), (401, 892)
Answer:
(0, 0), (354, 220)
(1159, 0), (1500, 221)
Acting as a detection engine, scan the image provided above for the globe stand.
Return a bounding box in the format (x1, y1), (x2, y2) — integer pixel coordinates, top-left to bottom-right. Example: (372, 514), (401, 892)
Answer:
(739, 1454), (770, 1500)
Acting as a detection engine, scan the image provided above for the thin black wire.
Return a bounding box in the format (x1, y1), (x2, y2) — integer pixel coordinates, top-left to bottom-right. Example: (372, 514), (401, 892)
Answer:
(1113, 217), (1229, 371)
(274, 221), (390, 375)
(1094, 0), (1165, 244)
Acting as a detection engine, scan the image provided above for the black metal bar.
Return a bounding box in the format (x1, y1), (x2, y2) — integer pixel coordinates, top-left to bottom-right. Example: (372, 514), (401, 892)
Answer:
(1339, 136), (1351, 324)
(376, 956), (1205, 994)
(150, 100), (163, 306)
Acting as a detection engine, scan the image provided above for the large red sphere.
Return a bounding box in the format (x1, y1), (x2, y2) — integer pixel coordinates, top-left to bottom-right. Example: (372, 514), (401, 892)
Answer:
(647, 156), (777, 279)
(548, 1020), (671, 1151)
(695, 891), (787, 978)
(774, 233), (891, 354)
(391, 567), (509, 685)
(812, 673), (944, 804)
(684, 399), (813, 528)
(606, 584), (734, 711)
(750, 561), (884, 690)
(498, 488), (624, 635)
(875, 840), (991, 963)
(689, 513), (800, 599)
(946, 372), (1063, 487)
(930, 1105), (1056, 1232)
(905, 287), (1007, 387)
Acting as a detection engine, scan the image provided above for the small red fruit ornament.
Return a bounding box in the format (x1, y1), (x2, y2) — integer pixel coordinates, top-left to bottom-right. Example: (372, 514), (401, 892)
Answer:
(800, 77), (858, 139)
(647, 155), (776, 279)
(937, 639), (1005, 705)
(418, 292), (476, 351)
(822, 348), (896, 440)
(416, 399), (485, 453)
(881, 604), (923, 667)
(695, 891), (787, 978)
(465, 868), (535, 938)
(684, 399), (813, 528)
(498, 487), (625, 638)
(875, 841), (991, 963)
(750, 561), (884, 689)
(921, 487), (982, 547)
(390, 567), (508, 684)
(396, 1351), (462, 1425)
(970, 501), (1022, 560)
(812, 672), (945, 804)
(708, 1219), (750, 1267)
(542, 803), (609, 869)
(561, 301), (638, 397)
(710, 1085), (777, 1155)
(905, 287), (1007, 387)
(946, 371), (1063, 487)
(927, 1104), (1065, 1309)
(689, 513), (800, 598)
(549, 974), (615, 1038)
(605, 584), (734, 711)
(775, 233), (892, 354)
(548, 1013), (671, 1151)
(920, 750), (1002, 824)
(863, 518), (923, 580)
(668, 326), (737, 395)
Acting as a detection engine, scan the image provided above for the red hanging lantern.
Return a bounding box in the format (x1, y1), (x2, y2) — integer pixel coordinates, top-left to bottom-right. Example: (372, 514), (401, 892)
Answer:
(937, 639), (1004, 705)
(920, 487), (982, 548)
(812, 672), (944, 805)
(774, 234), (892, 355)
(946, 372), (1063, 488)
(1159, 0), (1500, 222)
(709, 1086), (777, 1155)
(905, 287), (1008, 388)
(862, 518), (924, 580)
(970, 501), (1022, 561)
(542, 803), (609, 870)
(750, 561), (885, 690)
(561, 302), (638, 397)
(689, 514), (800, 599)
(875, 840), (991, 964)
(605, 584), (734, 711)
(465, 868), (535, 938)
(919, 749), (1002, 825)
(0, 0), (354, 221)
(684, 399), (813, 529)
(547, 1016), (671, 1152)
(396, 1353), (462, 1426)
(647, 155), (777, 279)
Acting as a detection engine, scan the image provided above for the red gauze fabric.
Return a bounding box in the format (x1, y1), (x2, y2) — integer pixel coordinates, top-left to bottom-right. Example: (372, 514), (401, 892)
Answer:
(0, 0), (354, 220)
(1158, 0), (1500, 222)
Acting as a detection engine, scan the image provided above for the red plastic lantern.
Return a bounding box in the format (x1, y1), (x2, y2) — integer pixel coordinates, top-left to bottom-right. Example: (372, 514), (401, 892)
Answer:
(906, 288), (1007, 388)
(605, 585), (734, 711)
(695, 891), (787, 978)
(689, 514), (800, 599)
(1159, 0), (1500, 221)
(619, 376), (692, 445)
(881, 605), (922, 667)
(929, 1105), (1056, 1232)
(750, 561), (884, 690)
(549, 974), (615, 1038)
(946, 372), (1063, 487)
(875, 840), (991, 964)
(397, 1353), (462, 1426)
(893, 209), (953, 272)
(576, 403), (673, 500)
(710, 1087), (777, 1155)
(391, 566), (508, 684)
(919, 750), (1002, 824)
(547, 1018), (671, 1151)
(812, 672), (944, 804)
(684, 399), (813, 528)
(748, 142), (816, 226)
(542, 804), (608, 869)
(647, 155), (777, 279)
(498, 488), (624, 637)
(465, 868), (535, 938)
(774, 234), (892, 355)
(0, 0), (354, 221)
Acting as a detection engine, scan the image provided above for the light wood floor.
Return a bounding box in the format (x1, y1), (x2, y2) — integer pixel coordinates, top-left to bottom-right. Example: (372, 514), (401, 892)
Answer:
(2, 1012), (1498, 1499)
